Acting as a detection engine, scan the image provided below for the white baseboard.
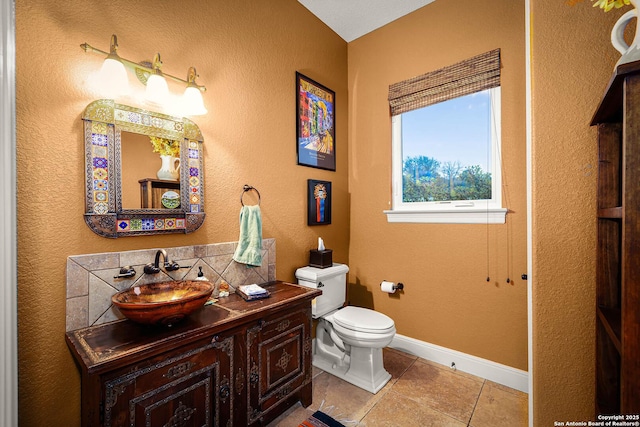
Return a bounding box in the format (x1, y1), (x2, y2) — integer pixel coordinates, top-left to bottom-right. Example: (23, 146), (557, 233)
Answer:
(389, 334), (529, 393)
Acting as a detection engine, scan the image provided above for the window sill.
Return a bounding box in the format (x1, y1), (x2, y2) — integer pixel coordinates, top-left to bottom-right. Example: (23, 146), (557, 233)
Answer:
(383, 208), (507, 224)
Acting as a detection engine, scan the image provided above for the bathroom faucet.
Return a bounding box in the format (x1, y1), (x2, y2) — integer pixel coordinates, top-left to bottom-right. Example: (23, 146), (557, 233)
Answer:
(144, 249), (181, 274)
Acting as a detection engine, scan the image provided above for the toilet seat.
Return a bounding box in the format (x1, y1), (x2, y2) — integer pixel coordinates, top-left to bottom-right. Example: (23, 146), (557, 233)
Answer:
(332, 306), (395, 334)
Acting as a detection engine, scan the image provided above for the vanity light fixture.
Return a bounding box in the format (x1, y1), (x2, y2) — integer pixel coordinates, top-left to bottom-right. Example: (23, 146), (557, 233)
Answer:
(144, 53), (170, 106)
(80, 34), (208, 116)
(99, 34), (129, 96)
(182, 67), (208, 116)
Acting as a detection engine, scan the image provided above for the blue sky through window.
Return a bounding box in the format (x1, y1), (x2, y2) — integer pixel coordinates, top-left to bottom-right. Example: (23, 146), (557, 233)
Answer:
(401, 89), (491, 171)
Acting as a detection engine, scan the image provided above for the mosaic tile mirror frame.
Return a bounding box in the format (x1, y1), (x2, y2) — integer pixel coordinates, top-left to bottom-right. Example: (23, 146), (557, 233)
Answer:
(82, 99), (205, 238)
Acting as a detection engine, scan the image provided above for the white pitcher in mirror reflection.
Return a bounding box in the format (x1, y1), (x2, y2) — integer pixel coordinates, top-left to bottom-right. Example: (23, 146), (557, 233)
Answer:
(157, 155), (181, 181)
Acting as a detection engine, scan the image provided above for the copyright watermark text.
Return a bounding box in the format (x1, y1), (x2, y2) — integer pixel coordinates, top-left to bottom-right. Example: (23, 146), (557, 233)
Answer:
(554, 415), (640, 427)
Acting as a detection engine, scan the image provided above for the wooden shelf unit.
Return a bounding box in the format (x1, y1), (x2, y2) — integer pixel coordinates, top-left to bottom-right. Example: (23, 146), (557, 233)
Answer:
(139, 178), (180, 209)
(591, 60), (640, 415)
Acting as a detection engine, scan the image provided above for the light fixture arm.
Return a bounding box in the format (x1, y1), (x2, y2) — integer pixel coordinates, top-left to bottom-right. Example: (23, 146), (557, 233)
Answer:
(151, 53), (163, 75)
(107, 34), (119, 57)
(80, 40), (206, 92)
(187, 67), (197, 84)
(186, 67), (201, 87)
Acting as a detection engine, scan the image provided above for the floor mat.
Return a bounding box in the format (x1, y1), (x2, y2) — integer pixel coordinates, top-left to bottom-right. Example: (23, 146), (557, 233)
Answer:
(298, 410), (346, 427)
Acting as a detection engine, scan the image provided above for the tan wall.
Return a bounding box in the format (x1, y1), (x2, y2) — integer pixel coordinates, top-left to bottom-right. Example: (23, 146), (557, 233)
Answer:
(15, 1), (347, 425)
(347, 0), (528, 370)
(530, 0), (626, 423)
(121, 132), (160, 209)
(16, 0), (630, 424)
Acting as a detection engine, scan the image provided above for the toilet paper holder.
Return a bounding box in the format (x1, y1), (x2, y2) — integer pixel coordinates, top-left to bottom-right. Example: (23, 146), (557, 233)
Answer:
(381, 281), (404, 292)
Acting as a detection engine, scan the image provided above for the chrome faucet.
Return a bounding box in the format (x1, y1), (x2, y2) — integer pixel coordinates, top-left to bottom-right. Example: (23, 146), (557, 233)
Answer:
(144, 249), (181, 274)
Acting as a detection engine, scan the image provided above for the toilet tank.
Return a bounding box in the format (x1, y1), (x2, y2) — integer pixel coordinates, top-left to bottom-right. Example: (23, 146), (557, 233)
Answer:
(295, 263), (349, 318)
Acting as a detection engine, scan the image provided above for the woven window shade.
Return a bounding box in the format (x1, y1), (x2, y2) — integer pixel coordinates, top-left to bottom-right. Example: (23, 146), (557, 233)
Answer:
(388, 49), (501, 116)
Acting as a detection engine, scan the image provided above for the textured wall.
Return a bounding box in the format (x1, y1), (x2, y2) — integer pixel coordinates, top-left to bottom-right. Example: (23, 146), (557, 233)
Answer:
(347, 0), (528, 370)
(15, 1), (347, 425)
(16, 0), (628, 424)
(530, 0), (625, 423)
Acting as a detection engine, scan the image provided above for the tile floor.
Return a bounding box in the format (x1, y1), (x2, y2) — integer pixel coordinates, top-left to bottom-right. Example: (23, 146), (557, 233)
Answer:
(268, 348), (528, 427)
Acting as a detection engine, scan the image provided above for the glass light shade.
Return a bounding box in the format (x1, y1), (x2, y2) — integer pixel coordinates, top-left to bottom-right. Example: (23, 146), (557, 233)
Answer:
(181, 86), (208, 116)
(99, 57), (129, 97)
(145, 73), (170, 106)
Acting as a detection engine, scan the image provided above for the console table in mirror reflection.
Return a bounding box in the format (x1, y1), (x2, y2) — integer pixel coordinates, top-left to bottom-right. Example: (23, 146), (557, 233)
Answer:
(82, 99), (205, 237)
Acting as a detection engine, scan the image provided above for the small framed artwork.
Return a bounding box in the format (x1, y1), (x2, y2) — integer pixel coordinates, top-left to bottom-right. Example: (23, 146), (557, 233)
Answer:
(296, 72), (336, 171)
(307, 179), (332, 226)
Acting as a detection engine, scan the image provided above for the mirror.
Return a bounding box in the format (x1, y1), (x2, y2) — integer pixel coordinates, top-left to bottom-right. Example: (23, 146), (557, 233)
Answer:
(120, 131), (180, 209)
(82, 99), (205, 237)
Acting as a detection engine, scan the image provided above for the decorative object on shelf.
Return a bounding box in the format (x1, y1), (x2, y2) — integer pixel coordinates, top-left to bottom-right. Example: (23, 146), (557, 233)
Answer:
(307, 179), (331, 225)
(592, 0), (630, 12)
(161, 190), (181, 209)
(149, 136), (181, 180)
(296, 72), (336, 171)
(156, 155), (181, 181)
(571, 0), (638, 67)
(149, 136), (180, 156)
(569, 0), (630, 12)
(610, 0), (640, 67)
(80, 34), (207, 116)
(218, 280), (230, 297)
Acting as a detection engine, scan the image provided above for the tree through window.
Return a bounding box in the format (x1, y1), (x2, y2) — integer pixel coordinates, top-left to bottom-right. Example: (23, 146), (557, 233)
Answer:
(400, 89), (493, 203)
(386, 49), (506, 224)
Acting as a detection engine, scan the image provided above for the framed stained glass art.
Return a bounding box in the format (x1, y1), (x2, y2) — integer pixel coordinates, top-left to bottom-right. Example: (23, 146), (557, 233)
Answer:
(296, 72), (336, 171)
(307, 179), (331, 226)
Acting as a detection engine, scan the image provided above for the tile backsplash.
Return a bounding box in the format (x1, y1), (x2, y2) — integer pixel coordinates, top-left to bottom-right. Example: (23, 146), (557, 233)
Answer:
(66, 239), (275, 331)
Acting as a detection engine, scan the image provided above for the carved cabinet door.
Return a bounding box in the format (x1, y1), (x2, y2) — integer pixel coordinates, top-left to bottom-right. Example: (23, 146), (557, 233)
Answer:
(100, 333), (235, 427)
(246, 306), (313, 425)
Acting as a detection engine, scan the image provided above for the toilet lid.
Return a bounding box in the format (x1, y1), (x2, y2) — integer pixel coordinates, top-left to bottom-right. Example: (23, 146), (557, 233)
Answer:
(332, 306), (395, 333)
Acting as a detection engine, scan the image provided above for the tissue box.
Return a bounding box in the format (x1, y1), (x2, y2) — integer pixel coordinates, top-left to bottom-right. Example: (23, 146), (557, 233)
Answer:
(309, 249), (333, 268)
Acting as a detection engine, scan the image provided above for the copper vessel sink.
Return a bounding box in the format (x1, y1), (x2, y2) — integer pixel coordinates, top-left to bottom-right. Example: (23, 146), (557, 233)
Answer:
(112, 280), (214, 326)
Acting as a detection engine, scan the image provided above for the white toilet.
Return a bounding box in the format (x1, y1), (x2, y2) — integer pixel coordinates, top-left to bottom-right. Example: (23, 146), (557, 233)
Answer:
(295, 263), (396, 394)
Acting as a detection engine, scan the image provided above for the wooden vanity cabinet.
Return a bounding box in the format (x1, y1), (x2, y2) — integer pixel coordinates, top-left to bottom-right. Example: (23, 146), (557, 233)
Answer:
(246, 305), (313, 425)
(66, 281), (321, 427)
(101, 331), (236, 427)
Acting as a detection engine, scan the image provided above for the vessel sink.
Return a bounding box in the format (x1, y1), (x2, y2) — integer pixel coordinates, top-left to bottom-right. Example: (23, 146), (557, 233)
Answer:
(112, 280), (214, 326)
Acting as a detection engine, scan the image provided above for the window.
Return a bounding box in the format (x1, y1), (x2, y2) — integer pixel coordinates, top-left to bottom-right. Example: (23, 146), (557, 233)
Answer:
(385, 49), (507, 224)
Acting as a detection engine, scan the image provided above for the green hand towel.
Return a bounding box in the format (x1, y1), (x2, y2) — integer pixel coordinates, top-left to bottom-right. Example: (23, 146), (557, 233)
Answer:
(232, 205), (263, 267)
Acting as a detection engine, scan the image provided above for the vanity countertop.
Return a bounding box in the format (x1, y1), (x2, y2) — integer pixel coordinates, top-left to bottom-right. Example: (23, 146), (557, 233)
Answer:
(66, 281), (321, 374)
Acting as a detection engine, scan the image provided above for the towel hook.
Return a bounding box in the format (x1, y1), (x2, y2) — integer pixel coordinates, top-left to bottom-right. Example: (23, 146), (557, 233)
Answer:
(240, 185), (261, 206)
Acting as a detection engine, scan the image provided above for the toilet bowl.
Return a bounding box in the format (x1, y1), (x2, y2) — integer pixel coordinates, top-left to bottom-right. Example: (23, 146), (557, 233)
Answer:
(331, 306), (396, 347)
(295, 264), (396, 394)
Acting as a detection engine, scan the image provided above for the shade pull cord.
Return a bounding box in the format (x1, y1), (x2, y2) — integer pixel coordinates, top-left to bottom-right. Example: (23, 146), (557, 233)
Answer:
(486, 209), (490, 282)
